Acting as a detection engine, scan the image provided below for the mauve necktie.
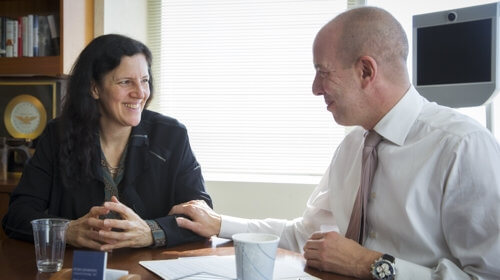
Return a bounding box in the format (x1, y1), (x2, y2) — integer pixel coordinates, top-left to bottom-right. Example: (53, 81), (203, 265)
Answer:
(345, 130), (382, 244)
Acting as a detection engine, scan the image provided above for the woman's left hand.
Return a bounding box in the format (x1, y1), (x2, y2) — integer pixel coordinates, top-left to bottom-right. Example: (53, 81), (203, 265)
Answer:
(97, 196), (154, 251)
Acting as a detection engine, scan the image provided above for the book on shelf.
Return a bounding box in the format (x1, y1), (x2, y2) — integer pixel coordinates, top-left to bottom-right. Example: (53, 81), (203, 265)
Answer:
(17, 17), (22, 57)
(3, 18), (21, 58)
(12, 18), (18, 57)
(0, 17), (6, 57)
(47, 14), (59, 55)
(5, 19), (14, 57)
(27, 14), (33, 57)
(38, 15), (52, 56)
(22, 16), (28, 57)
(32, 14), (38, 57)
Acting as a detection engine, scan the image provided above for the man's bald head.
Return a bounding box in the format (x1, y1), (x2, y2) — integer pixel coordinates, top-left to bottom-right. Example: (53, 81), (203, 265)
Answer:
(312, 7), (411, 129)
(322, 7), (408, 73)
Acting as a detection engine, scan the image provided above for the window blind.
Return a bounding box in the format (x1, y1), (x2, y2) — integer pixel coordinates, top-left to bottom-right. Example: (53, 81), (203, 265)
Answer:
(147, 0), (348, 182)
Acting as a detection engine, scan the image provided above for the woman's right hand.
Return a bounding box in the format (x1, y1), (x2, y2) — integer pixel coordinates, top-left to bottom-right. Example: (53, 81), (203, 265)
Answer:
(65, 205), (116, 250)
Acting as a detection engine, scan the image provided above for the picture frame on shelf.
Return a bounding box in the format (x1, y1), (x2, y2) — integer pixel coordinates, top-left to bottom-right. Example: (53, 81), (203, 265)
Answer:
(0, 79), (64, 141)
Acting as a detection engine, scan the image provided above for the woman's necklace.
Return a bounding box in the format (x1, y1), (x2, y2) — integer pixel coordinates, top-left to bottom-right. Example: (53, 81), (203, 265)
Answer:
(100, 135), (129, 179)
(101, 158), (120, 177)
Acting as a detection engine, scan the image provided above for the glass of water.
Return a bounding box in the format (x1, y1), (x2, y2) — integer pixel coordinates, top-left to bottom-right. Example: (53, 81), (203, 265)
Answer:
(31, 218), (70, 272)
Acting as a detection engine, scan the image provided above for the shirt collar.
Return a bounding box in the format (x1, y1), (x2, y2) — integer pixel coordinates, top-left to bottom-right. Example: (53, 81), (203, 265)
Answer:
(374, 86), (425, 146)
(129, 111), (151, 147)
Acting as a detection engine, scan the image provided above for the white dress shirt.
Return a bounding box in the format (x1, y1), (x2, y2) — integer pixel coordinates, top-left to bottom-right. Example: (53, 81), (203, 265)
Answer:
(219, 86), (500, 280)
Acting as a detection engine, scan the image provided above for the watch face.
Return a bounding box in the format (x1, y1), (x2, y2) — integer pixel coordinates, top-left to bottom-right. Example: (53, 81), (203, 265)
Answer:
(4, 95), (47, 139)
(372, 259), (396, 280)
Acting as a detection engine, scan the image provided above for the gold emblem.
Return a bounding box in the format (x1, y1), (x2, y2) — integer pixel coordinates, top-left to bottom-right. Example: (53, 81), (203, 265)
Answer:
(4, 95), (47, 139)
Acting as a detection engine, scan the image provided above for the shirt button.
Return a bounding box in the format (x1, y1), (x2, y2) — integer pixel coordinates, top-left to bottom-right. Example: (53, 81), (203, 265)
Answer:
(369, 231), (376, 239)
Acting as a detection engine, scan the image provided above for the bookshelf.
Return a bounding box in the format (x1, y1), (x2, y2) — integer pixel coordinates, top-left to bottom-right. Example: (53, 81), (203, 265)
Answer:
(0, 0), (94, 77)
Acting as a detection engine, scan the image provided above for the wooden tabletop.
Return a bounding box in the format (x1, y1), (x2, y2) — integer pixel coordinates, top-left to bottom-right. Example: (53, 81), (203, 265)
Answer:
(0, 237), (355, 280)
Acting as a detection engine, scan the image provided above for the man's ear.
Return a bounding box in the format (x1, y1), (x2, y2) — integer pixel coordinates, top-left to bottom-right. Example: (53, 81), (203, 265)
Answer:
(90, 81), (99, 100)
(357, 56), (377, 88)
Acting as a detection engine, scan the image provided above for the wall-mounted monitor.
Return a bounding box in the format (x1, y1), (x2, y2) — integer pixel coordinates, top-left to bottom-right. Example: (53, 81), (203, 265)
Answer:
(413, 2), (499, 108)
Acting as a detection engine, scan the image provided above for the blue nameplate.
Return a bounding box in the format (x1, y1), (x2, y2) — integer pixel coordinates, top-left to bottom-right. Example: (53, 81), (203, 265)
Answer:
(72, 250), (108, 280)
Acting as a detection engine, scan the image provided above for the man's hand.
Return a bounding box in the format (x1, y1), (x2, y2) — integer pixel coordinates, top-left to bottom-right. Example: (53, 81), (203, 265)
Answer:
(169, 200), (221, 237)
(303, 231), (382, 279)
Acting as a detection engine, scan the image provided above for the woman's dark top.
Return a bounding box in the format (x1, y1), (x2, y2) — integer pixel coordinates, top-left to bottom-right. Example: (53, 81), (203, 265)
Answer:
(2, 110), (212, 247)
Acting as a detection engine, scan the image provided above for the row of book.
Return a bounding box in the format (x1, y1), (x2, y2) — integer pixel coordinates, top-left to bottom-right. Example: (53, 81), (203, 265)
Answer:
(0, 14), (60, 58)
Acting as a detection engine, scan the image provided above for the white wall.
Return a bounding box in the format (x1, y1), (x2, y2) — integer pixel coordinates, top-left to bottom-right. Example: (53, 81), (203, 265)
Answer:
(206, 181), (316, 220)
(94, 0), (147, 43)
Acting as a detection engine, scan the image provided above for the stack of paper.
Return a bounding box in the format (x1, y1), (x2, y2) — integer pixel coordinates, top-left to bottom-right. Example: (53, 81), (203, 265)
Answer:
(140, 255), (318, 280)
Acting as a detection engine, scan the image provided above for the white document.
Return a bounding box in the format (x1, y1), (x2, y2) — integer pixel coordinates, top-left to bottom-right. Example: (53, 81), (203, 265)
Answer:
(139, 255), (319, 280)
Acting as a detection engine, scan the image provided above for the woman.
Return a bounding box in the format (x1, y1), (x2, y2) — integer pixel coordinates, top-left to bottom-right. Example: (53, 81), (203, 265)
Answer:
(2, 34), (212, 251)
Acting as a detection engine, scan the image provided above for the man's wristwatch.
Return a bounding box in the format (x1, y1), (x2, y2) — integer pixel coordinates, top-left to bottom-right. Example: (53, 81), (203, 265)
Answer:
(371, 254), (396, 280)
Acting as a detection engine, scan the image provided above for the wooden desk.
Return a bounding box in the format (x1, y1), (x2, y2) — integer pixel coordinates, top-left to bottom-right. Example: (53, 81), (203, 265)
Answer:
(0, 237), (355, 280)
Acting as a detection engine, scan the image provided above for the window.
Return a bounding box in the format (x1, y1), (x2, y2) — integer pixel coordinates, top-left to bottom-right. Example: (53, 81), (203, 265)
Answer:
(148, 0), (500, 184)
(148, 0), (348, 183)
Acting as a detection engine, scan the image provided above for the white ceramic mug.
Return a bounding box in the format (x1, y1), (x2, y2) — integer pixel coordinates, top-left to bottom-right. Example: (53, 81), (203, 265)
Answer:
(232, 233), (280, 280)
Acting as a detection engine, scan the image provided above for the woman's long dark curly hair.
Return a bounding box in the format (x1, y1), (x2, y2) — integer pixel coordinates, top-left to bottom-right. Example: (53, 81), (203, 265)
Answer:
(59, 34), (153, 188)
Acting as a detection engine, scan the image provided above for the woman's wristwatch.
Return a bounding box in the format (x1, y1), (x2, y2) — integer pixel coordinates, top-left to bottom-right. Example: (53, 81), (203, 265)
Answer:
(371, 254), (396, 280)
(145, 220), (167, 247)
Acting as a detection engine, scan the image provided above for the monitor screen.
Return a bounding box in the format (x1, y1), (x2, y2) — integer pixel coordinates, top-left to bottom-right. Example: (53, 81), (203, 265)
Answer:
(416, 19), (492, 86)
(412, 2), (499, 108)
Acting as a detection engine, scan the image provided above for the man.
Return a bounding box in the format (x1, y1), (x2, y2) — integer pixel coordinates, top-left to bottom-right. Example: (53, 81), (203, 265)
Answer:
(169, 7), (500, 280)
